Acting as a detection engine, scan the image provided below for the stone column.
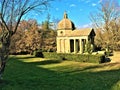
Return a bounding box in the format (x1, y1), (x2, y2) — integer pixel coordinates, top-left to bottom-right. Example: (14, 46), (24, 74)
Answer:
(67, 39), (70, 53)
(63, 39), (65, 53)
(57, 39), (60, 53)
(79, 39), (83, 54)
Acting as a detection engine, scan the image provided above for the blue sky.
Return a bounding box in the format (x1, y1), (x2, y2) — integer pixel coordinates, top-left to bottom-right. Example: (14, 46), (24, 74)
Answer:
(28, 0), (120, 28)
(49, 0), (101, 28)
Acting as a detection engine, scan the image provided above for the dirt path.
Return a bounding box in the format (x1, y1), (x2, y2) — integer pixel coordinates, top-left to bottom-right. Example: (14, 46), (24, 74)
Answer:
(109, 51), (120, 63)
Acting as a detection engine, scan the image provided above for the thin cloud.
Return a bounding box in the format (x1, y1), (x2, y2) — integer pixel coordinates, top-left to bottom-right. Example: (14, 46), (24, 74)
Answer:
(67, 10), (70, 13)
(55, 8), (59, 11)
(83, 23), (92, 28)
(79, 23), (92, 28)
(70, 4), (76, 7)
(80, 9), (83, 11)
(92, 3), (97, 7)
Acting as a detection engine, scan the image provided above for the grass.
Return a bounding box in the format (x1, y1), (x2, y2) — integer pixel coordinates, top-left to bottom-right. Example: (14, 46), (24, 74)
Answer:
(0, 55), (120, 90)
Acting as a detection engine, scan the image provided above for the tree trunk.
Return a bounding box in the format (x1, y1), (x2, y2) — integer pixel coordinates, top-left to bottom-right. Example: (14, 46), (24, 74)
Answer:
(0, 35), (11, 79)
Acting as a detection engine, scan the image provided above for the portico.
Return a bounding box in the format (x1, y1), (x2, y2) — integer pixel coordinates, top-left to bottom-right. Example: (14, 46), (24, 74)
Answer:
(57, 37), (88, 54)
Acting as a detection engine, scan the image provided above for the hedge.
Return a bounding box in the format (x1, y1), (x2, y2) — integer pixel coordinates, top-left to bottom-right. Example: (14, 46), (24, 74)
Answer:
(42, 52), (62, 60)
(33, 50), (44, 58)
(41, 52), (105, 64)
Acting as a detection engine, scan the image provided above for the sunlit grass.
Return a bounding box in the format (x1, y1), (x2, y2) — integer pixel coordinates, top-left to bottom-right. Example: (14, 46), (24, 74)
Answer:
(0, 55), (120, 90)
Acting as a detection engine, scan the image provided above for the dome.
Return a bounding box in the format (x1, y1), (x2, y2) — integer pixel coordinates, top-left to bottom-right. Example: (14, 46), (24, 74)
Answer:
(57, 12), (75, 30)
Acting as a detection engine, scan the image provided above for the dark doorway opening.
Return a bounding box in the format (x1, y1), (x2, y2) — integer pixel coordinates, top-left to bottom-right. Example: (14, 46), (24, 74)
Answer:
(70, 40), (74, 52)
(76, 39), (80, 52)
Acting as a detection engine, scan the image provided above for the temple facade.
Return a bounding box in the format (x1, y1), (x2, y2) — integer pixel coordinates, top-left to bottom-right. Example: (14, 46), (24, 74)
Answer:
(56, 12), (95, 54)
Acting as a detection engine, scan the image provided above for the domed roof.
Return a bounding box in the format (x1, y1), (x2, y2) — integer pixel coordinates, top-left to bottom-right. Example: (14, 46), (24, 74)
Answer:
(57, 12), (75, 30)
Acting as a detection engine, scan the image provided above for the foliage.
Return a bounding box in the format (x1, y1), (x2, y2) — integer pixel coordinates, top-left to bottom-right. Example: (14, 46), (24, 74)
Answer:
(42, 21), (49, 31)
(85, 41), (94, 54)
(105, 51), (113, 57)
(0, 0), (53, 79)
(1, 55), (120, 90)
(90, 0), (120, 51)
(10, 19), (42, 54)
(33, 50), (44, 57)
(9, 19), (57, 54)
(40, 30), (57, 52)
(42, 52), (62, 60)
(41, 52), (105, 63)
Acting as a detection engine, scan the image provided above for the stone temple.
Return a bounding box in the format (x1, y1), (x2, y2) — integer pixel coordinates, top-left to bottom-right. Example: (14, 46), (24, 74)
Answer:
(56, 12), (96, 54)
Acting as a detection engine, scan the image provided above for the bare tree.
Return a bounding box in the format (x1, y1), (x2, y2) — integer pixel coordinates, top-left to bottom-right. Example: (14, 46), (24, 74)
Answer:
(0, 0), (53, 79)
(90, 0), (120, 51)
(52, 16), (60, 30)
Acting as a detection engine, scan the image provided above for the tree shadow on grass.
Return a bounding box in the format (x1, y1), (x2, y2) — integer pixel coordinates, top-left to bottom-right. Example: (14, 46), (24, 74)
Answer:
(1, 56), (120, 90)
(11, 55), (62, 65)
(10, 55), (35, 59)
(79, 62), (120, 71)
(27, 59), (62, 65)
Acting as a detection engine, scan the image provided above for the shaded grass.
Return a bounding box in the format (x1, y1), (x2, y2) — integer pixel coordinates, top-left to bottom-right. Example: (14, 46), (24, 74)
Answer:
(0, 55), (120, 90)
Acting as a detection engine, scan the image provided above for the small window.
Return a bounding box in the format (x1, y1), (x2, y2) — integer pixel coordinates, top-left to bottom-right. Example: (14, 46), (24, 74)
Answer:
(60, 31), (63, 34)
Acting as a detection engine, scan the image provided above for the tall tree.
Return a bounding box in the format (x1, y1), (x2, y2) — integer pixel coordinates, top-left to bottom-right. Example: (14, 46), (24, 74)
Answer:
(90, 0), (120, 51)
(0, 0), (53, 79)
(42, 20), (49, 30)
(42, 13), (51, 31)
(10, 19), (42, 54)
(52, 16), (60, 30)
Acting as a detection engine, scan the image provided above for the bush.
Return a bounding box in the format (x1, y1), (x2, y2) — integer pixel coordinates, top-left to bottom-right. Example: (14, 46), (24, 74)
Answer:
(42, 52), (105, 64)
(105, 51), (113, 57)
(43, 52), (62, 60)
(60, 54), (105, 63)
(85, 41), (94, 54)
(34, 50), (44, 57)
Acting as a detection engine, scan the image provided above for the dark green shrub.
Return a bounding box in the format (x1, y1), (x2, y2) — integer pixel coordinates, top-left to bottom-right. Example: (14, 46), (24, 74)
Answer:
(85, 41), (94, 54)
(34, 50), (44, 58)
(61, 54), (104, 63)
(105, 51), (113, 57)
(43, 52), (62, 60)
(42, 52), (105, 64)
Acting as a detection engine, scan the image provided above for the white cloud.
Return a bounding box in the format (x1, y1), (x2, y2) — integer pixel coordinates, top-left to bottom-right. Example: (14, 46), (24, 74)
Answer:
(70, 4), (76, 7)
(67, 10), (70, 13)
(56, 8), (59, 11)
(82, 24), (91, 28)
(78, 23), (92, 29)
(92, 3), (97, 7)
(80, 9), (83, 11)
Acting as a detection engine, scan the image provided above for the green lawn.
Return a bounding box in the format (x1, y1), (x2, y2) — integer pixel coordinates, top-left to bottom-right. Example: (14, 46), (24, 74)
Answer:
(0, 55), (120, 90)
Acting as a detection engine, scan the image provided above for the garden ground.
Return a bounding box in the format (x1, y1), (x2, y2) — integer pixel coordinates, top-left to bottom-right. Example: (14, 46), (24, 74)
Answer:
(110, 51), (120, 63)
(0, 53), (120, 90)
